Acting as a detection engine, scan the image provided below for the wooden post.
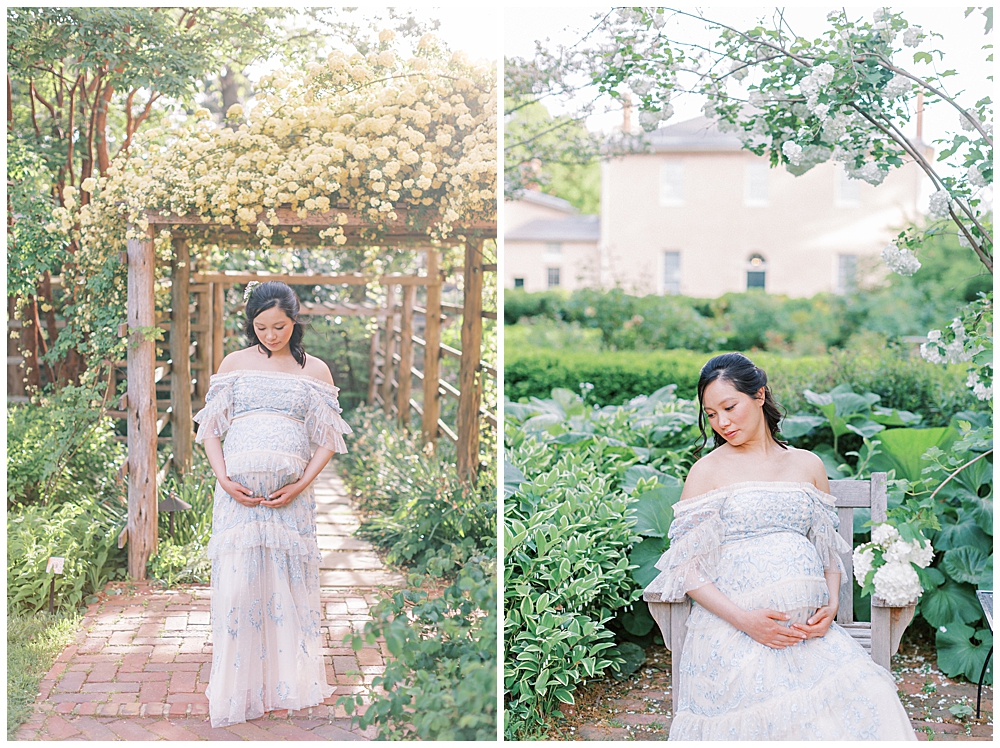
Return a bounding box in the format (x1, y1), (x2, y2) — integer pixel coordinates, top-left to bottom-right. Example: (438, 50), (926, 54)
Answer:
(367, 326), (380, 406)
(421, 248), (442, 446)
(170, 237), (193, 476)
(397, 285), (416, 427)
(457, 240), (484, 480)
(126, 227), (159, 580)
(192, 285), (211, 408)
(380, 284), (397, 414)
(212, 282), (225, 374)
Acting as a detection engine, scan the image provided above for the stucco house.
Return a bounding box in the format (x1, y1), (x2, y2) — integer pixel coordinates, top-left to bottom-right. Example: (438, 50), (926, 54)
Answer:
(504, 190), (600, 292)
(599, 116), (926, 297)
(504, 116), (927, 299)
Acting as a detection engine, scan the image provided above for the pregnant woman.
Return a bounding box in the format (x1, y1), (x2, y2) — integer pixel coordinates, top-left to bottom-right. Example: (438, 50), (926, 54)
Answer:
(647, 352), (916, 740)
(193, 280), (352, 727)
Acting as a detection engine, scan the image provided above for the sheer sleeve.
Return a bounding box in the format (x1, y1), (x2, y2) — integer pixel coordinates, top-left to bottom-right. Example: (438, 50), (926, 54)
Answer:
(305, 383), (353, 454)
(806, 486), (852, 583)
(193, 375), (235, 443)
(645, 494), (726, 602)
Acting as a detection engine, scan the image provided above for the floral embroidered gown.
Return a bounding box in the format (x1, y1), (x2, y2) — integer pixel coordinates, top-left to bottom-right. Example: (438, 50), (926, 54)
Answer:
(646, 481), (916, 741)
(193, 370), (352, 728)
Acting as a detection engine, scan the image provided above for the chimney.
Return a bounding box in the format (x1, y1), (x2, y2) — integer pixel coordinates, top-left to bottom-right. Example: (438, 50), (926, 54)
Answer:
(622, 93), (632, 134)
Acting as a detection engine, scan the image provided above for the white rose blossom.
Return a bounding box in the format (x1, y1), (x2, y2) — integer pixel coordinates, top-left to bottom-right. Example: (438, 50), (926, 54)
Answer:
(873, 561), (922, 605)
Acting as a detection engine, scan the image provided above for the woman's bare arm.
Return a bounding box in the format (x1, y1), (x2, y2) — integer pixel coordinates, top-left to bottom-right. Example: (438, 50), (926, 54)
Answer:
(260, 447), (335, 508)
(202, 436), (257, 507)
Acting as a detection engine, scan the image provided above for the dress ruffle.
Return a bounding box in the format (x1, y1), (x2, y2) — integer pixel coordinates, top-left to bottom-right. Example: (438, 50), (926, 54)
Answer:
(193, 377), (235, 443)
(647, 494), (726, 602)
(304, 387), (353, 454)
(804, 485), (852, 584)
(207, 520), (321, 562)
(224, 451), (307, 480)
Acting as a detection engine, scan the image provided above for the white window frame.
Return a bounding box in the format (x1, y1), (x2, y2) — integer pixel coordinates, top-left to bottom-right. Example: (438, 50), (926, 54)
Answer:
(546, 267), (561, 288)
(835, 163), (862, 207)
(836, 253), (857, 294)
(662, 250), (681, 295)
(744, 160), (769, 207)
(659, 160), (684, 207)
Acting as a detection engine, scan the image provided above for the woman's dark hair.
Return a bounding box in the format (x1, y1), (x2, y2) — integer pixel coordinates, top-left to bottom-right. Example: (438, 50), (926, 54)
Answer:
(243, 281), (306, 367)
(695, 352), (786, 456)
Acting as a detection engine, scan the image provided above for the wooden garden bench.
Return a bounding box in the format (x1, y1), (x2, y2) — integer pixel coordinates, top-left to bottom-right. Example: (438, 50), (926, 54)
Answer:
(644, 473), (917, 714)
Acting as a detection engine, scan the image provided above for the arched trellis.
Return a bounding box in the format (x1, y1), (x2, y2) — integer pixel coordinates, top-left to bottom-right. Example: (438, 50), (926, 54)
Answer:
(119, 206), (496, 579)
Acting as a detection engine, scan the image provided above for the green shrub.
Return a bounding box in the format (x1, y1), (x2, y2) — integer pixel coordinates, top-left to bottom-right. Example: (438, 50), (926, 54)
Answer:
(340, 559), (497, 740)
(341, 406), (496, 575)
(7, 495), (127, 613)
(504, 288), (570, 325)
(7, 386), (126, 509)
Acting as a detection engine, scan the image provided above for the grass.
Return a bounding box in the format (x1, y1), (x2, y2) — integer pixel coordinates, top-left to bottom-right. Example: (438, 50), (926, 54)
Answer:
(7, 610), (82, 738)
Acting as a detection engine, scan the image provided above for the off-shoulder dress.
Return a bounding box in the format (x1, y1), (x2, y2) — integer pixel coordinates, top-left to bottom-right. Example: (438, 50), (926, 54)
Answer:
(647, 481), (916, 741)
(193, 370), (352, 728)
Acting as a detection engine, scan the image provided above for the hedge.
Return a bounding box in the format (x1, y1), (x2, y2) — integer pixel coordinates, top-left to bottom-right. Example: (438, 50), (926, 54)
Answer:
(505, 348), (979, 426)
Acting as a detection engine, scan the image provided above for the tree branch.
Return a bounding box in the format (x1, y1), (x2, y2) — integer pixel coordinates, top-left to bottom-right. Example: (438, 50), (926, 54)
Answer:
(927, 449), (994, 503)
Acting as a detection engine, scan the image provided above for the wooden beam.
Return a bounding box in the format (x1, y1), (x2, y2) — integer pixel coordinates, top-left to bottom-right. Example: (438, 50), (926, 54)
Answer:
(421, 248), (442, 446)
(126, 226), (159, 580)
(192, 287), (211, 404)
(380, 285), (397, 415)
(367, 328), (380, 406)
(397, 285), (415, 428)
(457, 239), (484, 480)
(170, 236), (193, 477)
(191, 272), (429, 286)
(212, 282), (225, 374)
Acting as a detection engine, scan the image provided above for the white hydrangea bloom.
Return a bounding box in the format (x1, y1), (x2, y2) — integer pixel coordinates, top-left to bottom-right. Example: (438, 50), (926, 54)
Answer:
(883, 74), (911, 98)
(811, 103), (830, 120)
(748, 90), (766, 107)
(630, 76), (653, 96)
(903, 26), (923, 47)
(853, 545), (876, 586)
(702, 100), (717, 118)
(871, 523), (900, 547)
(847, 161), (887, 185)
(908, 539), (935, 568)
(873, 7), (887, 22)
(959, 113), (979, 132)
(652, 12), (667, 29)
(822, 113), (851, 143)
(782, 141), (804, 165)
(873, 561), (922, 605)
(880, 242), (921, 276)
(927, 189), (952, 219)
(967, 371), (993, 401)
(884, 538), (934, 567)
(967, 164), (988, 189)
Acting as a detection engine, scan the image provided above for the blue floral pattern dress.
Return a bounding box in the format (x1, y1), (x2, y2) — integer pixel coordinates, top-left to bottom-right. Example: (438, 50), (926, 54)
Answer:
(646, 481), (917, 741)
(193, 370), (352, 728)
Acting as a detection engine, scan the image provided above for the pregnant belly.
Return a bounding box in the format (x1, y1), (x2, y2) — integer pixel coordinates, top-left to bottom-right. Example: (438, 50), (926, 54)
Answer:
(714, 532), (830, 614)
(223, 413), (310, 498)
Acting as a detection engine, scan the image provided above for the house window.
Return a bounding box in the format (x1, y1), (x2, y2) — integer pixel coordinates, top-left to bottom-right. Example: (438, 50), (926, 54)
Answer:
(544, 242), (562, 257)
(746, 253), (767, 290)
(835, 164), (861, 207)
(513, 277), (525, 289)
(546, 267), (561, 288)
(837, 254), (857, 294)
(663, 251), (681, 295)
(744, 161), (769, 206)
(659, 160), (684, 206)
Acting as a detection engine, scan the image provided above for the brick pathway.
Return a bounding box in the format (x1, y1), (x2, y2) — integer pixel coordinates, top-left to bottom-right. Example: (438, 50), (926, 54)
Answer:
(555, 639), (992, 741)
(16, 467), (404, 741)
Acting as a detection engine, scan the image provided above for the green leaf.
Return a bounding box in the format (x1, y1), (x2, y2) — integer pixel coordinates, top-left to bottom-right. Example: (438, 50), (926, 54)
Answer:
(942, 546), (991, 585)
(936, 622), (992, 685)
(631, 483), (681, 537)
(918, 579), (984, 629)
(620, 605), (656, 637)
(934, 512), (992, 554)
(778, 414), (826, 439)
(610, 642), (646, 680)
(629, 536), (669, 587)
(913, 51), (933, 64)
(813, 444), (847, 480)
(504, 459), (527, 499)
(622, 465), (669, 494)
(866, 427), (959, 482)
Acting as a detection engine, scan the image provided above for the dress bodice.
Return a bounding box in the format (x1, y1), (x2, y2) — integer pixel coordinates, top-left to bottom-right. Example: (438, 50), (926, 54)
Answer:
(719, 484), (816, 543)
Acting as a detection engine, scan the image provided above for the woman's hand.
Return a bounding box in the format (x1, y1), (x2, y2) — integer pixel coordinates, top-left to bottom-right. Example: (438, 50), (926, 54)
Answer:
(790, 604), (837, 640)
(220, 477), (259, 507)
(259, 481), (304, 509)
(737, 608), (808, 649)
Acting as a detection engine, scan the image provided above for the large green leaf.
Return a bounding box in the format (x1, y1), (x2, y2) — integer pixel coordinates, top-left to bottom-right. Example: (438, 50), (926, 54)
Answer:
(504, 460), (527, 500)
(961, 494), (993, 536)
(622, 465), (670, 494)
(918, 579), (984, 629)
(804, 386), (881, 437)
(943, 547), (992, 585)
(866, 427), (959, 482)
(934, 511), (992, 554)
(936, 622), (993, 685)
(620, 605), (656, 637)
(870, 406), (922, 427)
(778, 414), (827, 439)
(550, 388), (586, 417)
(610, 641), (646, 679)
(631, 484), (681, 538)
(629, 536), (668, 587)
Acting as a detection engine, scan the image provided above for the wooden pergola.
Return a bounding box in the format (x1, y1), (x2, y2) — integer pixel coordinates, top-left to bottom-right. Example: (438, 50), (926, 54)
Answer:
(121, 206), (496, 579)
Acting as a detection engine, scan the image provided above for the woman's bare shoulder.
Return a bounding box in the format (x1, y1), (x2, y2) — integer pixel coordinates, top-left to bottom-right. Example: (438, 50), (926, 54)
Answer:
(679, 450), (728, 501)
(302, 354), (335, 385)
(216, 348), (253, 374)
(785, 446), (830, 491)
